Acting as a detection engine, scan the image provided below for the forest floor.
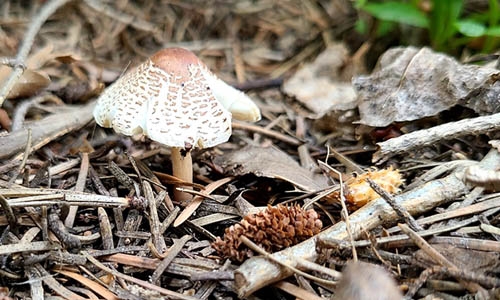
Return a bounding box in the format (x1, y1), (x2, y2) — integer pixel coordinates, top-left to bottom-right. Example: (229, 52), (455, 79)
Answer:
(1, 1), (500, 299)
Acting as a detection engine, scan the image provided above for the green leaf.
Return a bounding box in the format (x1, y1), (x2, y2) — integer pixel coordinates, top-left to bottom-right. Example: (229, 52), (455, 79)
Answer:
(361, 2), (429, 28)
(430, 0), (463, 50)
(354, 0), (368, 9)
(355, 19), (368, 35)
(485, 26), (500, 36)
(376, 20), (396, 37)
(455, 19), (486, 37)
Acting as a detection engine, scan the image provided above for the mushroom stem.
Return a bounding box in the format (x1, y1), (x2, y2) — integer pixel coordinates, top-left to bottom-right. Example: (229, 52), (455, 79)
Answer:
(171, 147), (193, 204)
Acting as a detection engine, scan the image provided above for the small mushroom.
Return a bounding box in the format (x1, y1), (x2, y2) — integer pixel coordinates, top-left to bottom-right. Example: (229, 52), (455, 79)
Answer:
(93, 48), (261, 202)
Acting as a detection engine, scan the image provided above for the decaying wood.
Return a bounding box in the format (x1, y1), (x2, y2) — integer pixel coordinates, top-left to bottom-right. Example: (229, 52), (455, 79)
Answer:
(234, 149), (500, 297)
(374, 112), (500, 162)
(0, 101), (95, 159)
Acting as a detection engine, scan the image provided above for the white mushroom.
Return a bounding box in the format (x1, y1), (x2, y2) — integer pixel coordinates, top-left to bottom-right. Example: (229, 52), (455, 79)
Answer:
(93, 47), (261, 203)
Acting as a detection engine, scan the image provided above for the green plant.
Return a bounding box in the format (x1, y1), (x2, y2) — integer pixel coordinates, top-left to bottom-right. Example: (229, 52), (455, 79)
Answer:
(355, 0), (500, 53)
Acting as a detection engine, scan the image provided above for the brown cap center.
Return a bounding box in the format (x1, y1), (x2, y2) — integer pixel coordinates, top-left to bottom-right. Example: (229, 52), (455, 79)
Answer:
(149, 48), (204, 81)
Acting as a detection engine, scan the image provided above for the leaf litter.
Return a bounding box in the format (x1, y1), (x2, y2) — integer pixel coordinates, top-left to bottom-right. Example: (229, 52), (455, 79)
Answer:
(0, 1), (500, 300)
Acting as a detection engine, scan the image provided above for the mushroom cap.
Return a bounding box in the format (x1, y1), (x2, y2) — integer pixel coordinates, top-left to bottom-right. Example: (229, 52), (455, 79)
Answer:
(93, 48), (232, 149)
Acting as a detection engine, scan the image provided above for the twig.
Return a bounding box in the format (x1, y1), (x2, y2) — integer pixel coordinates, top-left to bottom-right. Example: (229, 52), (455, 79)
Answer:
(98, 207), (114, 250)
(294, 257), (341, 280)
(26, 266), (44, 300)
(0, 0), (71, 106)
(239, 236), (336, 288)
(193, 260), (232, 299)
(190, 270), (234, 281)
(231, 120), (303, 146)
(386, 196), (500, 234)
(8, 128), (32, 186)
(174, 177), (234, 227)
(232, 78), (284, 91)
(0, 240), (57, 255)
(406, 265), (500, 298)
(0, 57), (25, 69)
(174, 187), (216, 200)
(0, 194), (17, 233)
(83, 0), (159, 33)
(11, 94), (64, 131)
(144, 181), (166, 254)
(367, 178), (423, 231)
(151, 235), (191, 284)
(326, 145), (364, 174)
(48, 205), (82, 249)
(2, 188), (132, 208)
(320, 210), (498, 250)
(0, 101), (95, 160)
(65, 152), (89, 228)
(374, 112), (500, 162)
(269, 40), (322, 78)
(83, 252), (199, 300)
(317, 160), (358, 261)
(429, 236), (500, 252)
(398, 223), (484, 294)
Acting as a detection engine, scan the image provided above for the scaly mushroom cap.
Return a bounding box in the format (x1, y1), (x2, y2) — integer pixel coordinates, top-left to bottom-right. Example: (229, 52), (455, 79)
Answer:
(93, 48), (233, 149)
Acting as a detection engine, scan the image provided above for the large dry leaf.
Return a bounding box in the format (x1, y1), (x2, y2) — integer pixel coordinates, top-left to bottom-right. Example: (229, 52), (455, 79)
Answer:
(0, 45), (55, 99)
(217, 145), (328, 191)
(414, 243), (500, 274)
(4, 69), (50, 99)
(353, 46), (500, 127)
(283, 44), (358, 116)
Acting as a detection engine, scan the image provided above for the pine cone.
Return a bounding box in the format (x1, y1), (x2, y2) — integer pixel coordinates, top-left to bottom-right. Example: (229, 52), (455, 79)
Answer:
(212, 204), (323, 262)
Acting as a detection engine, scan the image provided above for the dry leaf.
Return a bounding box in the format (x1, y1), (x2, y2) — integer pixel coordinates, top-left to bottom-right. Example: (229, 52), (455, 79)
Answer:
(414, 244), (500, 274)
(4, 69), (50, 99)
(283, 44), (358, 116)
(354, 46), (500, 127)
(0, 45), (55, 99)
(217, 145), (328, 191)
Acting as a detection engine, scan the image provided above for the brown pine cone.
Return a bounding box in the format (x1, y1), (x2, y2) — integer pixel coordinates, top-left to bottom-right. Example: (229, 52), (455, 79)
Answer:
(212, 204), (323, 262)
